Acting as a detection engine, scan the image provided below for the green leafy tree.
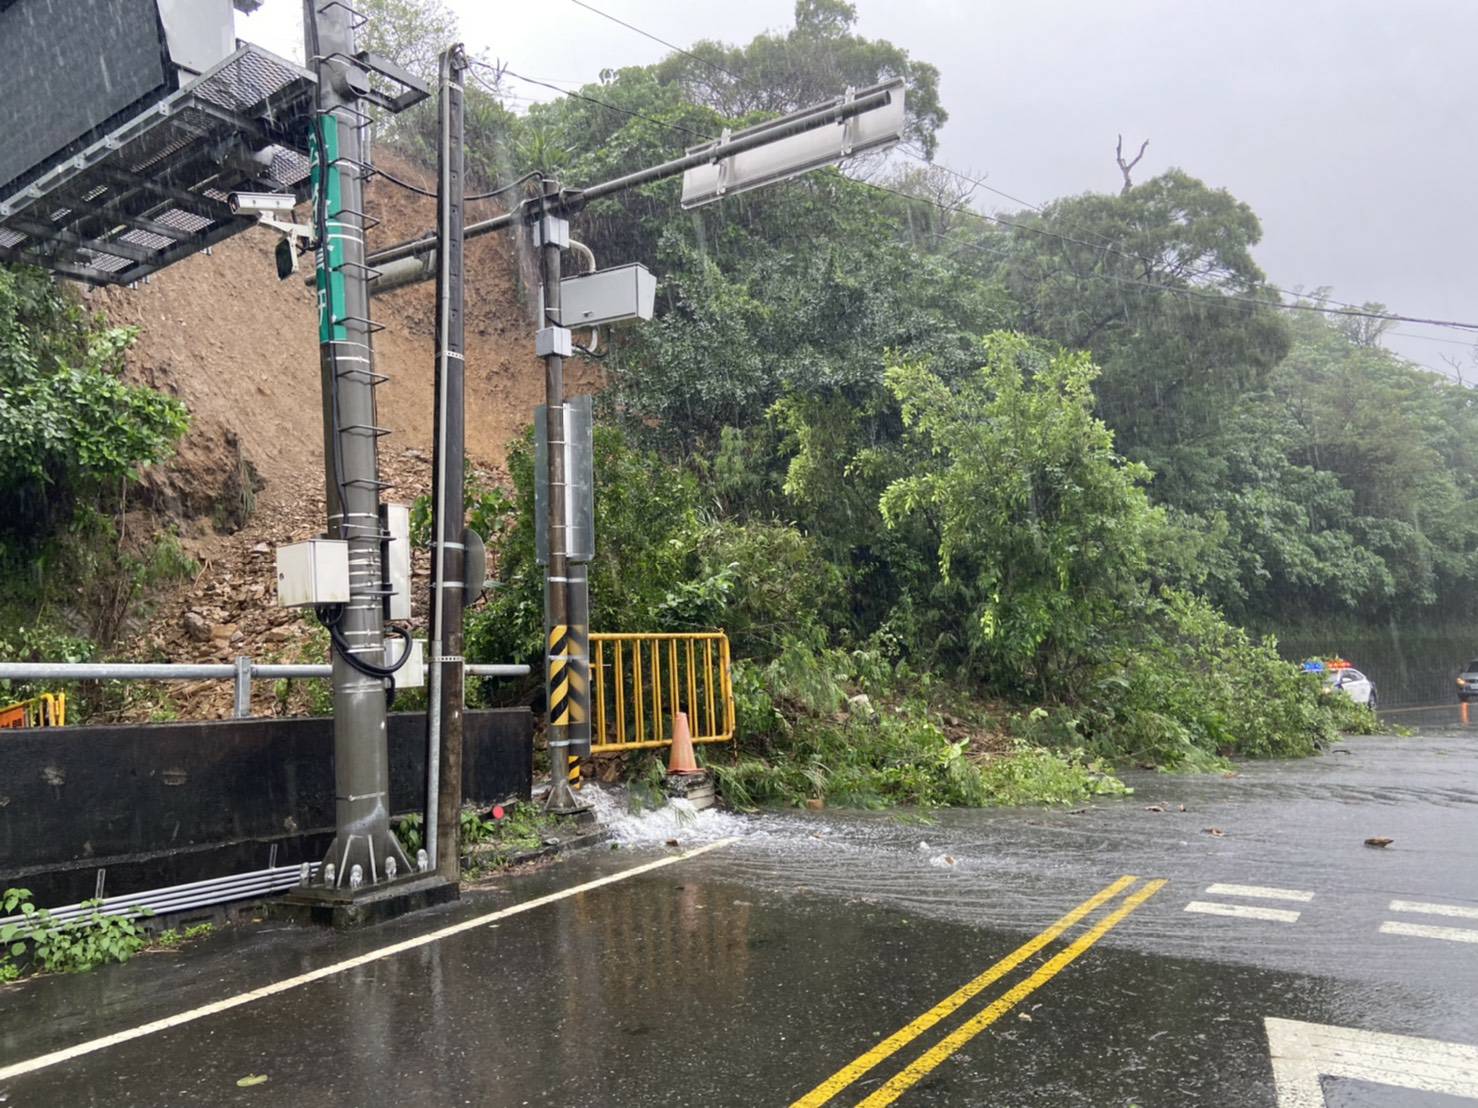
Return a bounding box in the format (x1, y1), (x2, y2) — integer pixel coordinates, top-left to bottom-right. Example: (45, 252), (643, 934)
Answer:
(653, 0), (947, 158)
(880, 334), (1166, 694)
(0, 265), (187, 545)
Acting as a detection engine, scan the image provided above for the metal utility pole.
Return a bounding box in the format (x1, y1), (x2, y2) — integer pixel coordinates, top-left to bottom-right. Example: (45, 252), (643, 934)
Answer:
(535, 181), (585, 813)
(426, 43), (468, 879)
(304, 0), (410, 889)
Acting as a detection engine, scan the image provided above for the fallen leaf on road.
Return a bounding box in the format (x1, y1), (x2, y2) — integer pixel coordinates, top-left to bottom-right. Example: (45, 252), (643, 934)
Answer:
(664, 839), (680, 847)
(1364, 837), (1393, 847)
(1143, 805), (1164, 813)
(1018, 1012), (1033, 1021)
(1068, 808), (1087, 815)
(1178, 804), (1186, 812)
(1202, 827), (1226, 837)
(236, 1075), (269, 1088)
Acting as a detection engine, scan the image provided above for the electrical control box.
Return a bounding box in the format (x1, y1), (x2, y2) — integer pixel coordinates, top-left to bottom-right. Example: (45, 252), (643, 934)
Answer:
(380, 503), (412, 622)
(385, 637), (426, 689)
(275, 539), (350, 608)
(559, 263), (657, 328)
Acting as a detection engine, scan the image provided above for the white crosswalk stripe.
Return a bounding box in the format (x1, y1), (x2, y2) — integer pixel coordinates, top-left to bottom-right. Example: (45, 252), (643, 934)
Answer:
(1206, 883), (1315, 903)
(1380, 920), (1478, 945)
(1185, 900), (1301, 923)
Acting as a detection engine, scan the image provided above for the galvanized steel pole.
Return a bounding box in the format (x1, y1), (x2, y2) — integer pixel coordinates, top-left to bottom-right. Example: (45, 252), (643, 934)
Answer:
(304, 0), (410, 888)
(537, 181), (583, 813)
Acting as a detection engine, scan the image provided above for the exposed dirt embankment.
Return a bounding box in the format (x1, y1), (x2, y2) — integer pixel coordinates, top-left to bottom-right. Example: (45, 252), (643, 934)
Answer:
(82, 153), (601, 718)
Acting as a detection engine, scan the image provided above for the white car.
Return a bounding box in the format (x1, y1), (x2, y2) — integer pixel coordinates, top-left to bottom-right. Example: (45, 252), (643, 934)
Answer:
(1326, 667), (1377, 709)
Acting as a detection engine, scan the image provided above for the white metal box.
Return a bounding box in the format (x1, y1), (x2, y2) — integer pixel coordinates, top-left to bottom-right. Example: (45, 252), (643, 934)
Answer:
(559, 263), (657, 327)
(380, 503), (412, 621)
(275, 539), (350, 607)
(385, 637), (426, 688)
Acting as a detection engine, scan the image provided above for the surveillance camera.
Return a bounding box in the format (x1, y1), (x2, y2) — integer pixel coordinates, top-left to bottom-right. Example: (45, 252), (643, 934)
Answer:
(228, 191), (297, 216)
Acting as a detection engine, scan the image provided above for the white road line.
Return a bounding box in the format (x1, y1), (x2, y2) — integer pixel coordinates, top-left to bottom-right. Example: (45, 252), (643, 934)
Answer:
(1390, 898), (1478, 921)
(1266, 1017), (1478, 1107)
(1380, 920), (1478, 945)
(0, 838), (738, 1085)
(1184, 900), (1301, 923)
(1206, 883), (1315, 903)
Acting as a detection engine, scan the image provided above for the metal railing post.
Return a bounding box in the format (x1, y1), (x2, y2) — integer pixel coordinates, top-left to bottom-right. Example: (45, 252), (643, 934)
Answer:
(234, 655), (252, 719)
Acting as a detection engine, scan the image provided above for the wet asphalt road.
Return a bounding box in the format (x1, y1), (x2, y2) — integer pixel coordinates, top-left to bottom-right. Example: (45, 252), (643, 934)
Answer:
(2, 725), (1476, 1107)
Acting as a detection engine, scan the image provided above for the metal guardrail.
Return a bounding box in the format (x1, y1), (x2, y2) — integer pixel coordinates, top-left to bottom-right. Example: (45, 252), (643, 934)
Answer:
(0, 692), (66, 729)
(0, 660), (530, 720)
(590, 632), (734, 754)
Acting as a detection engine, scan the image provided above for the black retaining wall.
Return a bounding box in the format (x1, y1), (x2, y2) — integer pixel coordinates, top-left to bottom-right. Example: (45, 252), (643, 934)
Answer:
(0, 709), (531, 907)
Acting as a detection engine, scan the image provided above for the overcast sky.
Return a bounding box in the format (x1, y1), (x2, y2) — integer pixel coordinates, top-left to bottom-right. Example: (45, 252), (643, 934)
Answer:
(241, 0), (1478, 377)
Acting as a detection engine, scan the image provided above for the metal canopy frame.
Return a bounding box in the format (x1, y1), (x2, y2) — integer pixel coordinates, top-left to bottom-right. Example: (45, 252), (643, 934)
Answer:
(0, 44), (318, 286)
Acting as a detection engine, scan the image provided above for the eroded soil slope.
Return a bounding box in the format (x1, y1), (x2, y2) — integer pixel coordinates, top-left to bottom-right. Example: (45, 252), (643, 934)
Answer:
(86, 154), (600, 718)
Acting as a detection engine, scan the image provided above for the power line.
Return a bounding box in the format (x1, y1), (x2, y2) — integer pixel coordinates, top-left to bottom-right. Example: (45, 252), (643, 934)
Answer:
(1388, 330), (1478, 349)
(863, 178), (1478, 333)
(901, 150), (1463, 333)
(484, 8), (1478, 338)
(479, 61), (712, 140)
(567, 0), (755, 91)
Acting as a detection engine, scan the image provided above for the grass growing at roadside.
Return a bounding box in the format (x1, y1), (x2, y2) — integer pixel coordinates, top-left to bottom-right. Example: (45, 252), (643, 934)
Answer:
(395, 804), (578, 874)
(714, 642), (1129, 811)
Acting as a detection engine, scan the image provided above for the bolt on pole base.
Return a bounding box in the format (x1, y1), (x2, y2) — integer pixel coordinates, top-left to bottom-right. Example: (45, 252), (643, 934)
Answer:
(316, 825), (417, 894)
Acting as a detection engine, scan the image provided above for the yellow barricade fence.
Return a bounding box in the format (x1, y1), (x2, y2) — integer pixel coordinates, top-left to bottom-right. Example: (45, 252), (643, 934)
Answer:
(589, 632), (734, 754)
(0, 692), (67, 729)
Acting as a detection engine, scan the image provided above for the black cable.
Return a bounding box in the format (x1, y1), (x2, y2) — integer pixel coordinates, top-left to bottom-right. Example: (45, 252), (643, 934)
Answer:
(375, 164), (543, 203)
(316, 604), (414, 679)
(469, 171), (544, 201)
(375, 166), (439, 198)
(478, 62), (712, 141)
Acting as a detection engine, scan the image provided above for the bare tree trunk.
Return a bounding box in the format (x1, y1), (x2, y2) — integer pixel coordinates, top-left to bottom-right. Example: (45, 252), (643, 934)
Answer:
(1116, 134), (1149, 195)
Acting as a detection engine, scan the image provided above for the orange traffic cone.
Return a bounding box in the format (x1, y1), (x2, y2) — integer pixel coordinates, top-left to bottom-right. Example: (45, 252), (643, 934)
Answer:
(667, 711), (701, 774)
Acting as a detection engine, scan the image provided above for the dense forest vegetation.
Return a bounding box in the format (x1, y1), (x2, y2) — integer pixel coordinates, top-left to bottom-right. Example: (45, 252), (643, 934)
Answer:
(8, 0), (1471, 805)
(424, 0), (1436, 798)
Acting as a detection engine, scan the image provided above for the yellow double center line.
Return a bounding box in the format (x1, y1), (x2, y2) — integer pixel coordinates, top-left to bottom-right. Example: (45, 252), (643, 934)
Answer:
(792, 875), (1166, 1107)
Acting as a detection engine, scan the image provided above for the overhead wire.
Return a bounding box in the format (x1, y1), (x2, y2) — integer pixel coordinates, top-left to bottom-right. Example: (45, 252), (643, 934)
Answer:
(558, 0), (1478, 343)
(476, 6), (1478, 346)
(567, 0), (755, 89)
(899, 150), (1437, 324)
(480, 61), (712, 140)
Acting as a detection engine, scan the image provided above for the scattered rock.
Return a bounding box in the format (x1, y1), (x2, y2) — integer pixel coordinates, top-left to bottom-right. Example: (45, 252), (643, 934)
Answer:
(251, 542), (270, 554)
(846, 693), (876, 719)
(181, 611), (212, 642)
(1144, 805), (1164, 813)
(210, 622), (238, 641)
(805, 798), (825, 811)
(1364, 836), (1393, 848)
(1202, 827), (1226, 837)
